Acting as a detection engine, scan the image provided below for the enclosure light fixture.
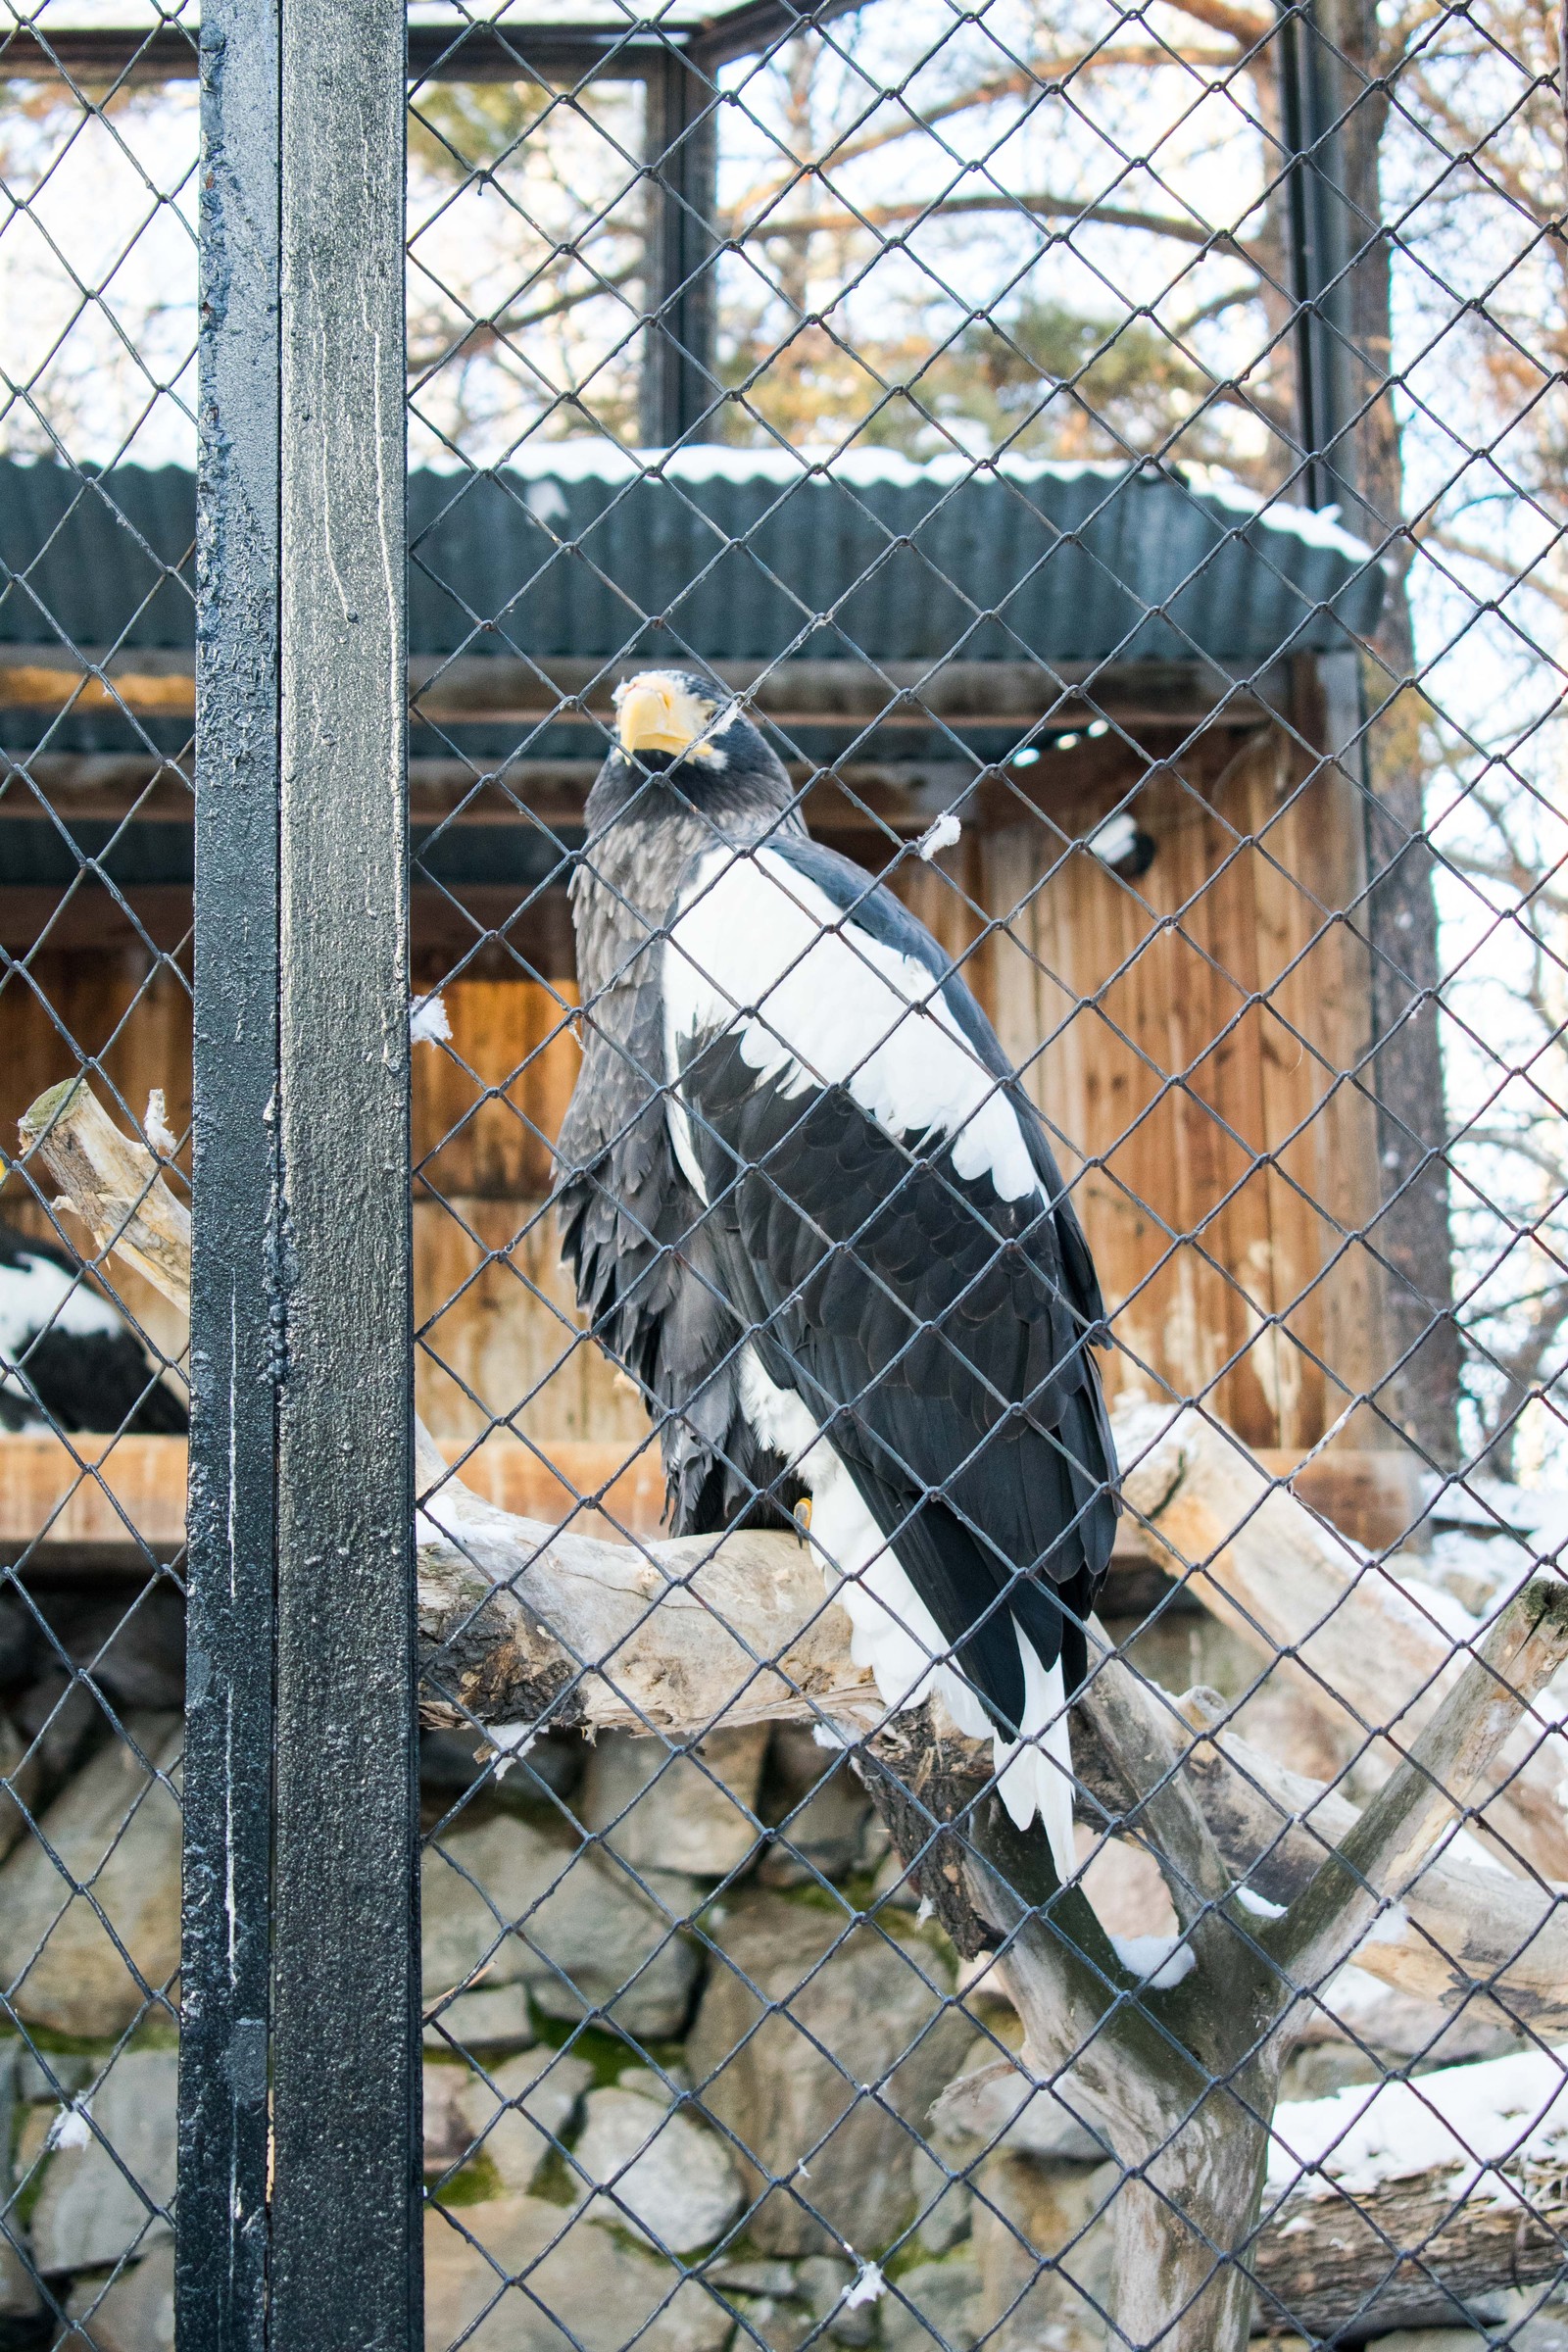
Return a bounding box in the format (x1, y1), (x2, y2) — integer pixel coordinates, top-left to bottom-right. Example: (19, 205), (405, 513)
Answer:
(1057, 731), (1082, 750)
(1085, 810), (1156, 878)
(1011, 746), (1041, 767)
(1086, 719), (1110, 738)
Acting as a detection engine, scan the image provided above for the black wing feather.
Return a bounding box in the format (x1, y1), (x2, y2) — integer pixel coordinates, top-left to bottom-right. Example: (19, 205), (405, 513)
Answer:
(0, 1223), (187, 1436)
(555, 986), (799, 1531)
(680, 1023), (1116, 1737)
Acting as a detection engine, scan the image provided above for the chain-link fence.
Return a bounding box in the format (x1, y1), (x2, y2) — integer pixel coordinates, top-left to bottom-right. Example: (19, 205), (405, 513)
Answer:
(3, 0), (1568, 2346)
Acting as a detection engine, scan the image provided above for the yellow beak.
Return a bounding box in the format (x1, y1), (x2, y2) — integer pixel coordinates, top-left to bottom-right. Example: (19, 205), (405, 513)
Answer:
(616, 677), (700, 759)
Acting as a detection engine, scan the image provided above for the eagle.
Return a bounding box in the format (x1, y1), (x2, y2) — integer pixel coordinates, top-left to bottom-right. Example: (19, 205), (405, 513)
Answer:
(557, 668), (1117, 1879)
(0, 1221), (187, 1436)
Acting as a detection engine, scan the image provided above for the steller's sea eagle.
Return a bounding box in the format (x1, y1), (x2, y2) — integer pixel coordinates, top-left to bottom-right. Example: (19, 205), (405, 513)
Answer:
(557, 668), (1117, 1879)
(0, 1221), (187, 1436)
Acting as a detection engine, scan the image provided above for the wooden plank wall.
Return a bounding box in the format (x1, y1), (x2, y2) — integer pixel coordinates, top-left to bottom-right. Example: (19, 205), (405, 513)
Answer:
(967, 733), (1391, 1451)
(1, 724), (1392, 1501)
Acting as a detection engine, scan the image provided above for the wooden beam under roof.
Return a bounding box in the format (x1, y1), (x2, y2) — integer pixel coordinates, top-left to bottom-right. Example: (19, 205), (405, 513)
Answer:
(0, 643), (1283, 729)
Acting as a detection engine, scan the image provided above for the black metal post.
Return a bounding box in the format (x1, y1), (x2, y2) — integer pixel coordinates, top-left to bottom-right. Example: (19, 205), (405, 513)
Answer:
(178, 2), (281, 2344)
(268, 0), (420, 2341)
(641, 44), (719, 446)
(1277, 0), (1355, 514)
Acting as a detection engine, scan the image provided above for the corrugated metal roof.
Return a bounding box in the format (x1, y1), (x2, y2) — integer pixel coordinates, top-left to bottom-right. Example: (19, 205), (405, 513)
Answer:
(0, 452), (1385, 755)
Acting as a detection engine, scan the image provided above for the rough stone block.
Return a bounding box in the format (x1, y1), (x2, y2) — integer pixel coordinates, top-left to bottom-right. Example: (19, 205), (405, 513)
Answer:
(422, 2195), (732, 2352)
(456, 2047), (595, 2192)
(424, 1983), (537, 2054)
(61, 2242), (175, 2351)
(909, 2146), (972, 2255)
(580, 1728), (769, 1879)
(798, 2256), (873, 2348)
(422, 1808), (699, 2039)
(0, 1711), (27, 1864)
(971, 2150), (1116, 2352)
(759, 1730), (873, 1887)
(881, 2254), (981, 2352)
(0, 1715), (181, 2037)
(686, 1890), (973, 2257)
(29, 2047), (177, 2277)
(574, 2084), (743, 2253)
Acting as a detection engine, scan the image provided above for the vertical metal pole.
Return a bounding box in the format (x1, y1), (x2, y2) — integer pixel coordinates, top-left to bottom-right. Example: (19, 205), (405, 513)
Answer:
(642, 44), (718, 446)
(270, 0), (420, 2343)
(180, 2), (281, 2344)
(1278, 0), (1355, 513)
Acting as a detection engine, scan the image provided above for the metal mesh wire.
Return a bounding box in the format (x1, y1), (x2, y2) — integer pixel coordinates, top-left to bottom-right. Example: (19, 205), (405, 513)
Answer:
(0, 13), (198, 2345)
(5, 0), (1568, 2343)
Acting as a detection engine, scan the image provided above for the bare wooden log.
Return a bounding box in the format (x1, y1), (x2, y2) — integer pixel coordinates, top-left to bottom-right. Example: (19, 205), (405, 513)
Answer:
(1254, 2160), (1568, 2341)
(19, 1076), (192, 1309)
(416, 1440), (882, 1736)
(1166, 1702), (1568, 2034)
(1115, 1401), (1568, 1877)
(1254, 2042), (1568, 2340)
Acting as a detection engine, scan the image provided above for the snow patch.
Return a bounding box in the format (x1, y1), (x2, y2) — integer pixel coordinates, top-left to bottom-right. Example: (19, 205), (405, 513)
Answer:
(411, 992), (452, 1046)
(144, 1089), (176, 1157)
(1363, 1902), (1408, 1946)
(524, 478), (567, 525)
(844, 2265), (885, 2309)
(1109, 1934), (1196, 1990)
(916, 809), (962, 861)
(1235, 1887), (1285, 1920)
(482, 1722), (536, 1781)
(1267, 2042), (1568, 2201)
(413, 441), (1380, 568)
(47, 2102), (90, 2153)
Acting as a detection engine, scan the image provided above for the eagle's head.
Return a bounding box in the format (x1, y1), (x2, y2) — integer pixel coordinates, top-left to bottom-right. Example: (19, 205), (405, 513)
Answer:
(590, 667), (791, 824)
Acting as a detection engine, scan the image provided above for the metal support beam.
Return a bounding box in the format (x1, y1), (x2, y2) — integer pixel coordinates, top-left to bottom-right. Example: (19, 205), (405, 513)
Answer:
(184, 0), (419, 2341)
(642, 46), (719, 446)
(270, 0), (420, 2343)
(1277, 0), (1356, 514)
(178, 0), (281, 2341)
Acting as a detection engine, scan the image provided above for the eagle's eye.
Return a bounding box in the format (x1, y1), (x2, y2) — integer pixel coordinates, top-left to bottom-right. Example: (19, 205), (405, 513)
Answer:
(613, 672), (724, 765)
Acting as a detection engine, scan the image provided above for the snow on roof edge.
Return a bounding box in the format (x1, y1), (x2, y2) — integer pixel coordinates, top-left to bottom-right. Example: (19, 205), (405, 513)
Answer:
(424, 441), (1379, 567)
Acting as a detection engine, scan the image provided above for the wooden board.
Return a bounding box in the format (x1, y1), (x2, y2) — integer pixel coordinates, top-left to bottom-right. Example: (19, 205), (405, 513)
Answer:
(0, 1430), (672, 1564)
(0, 1433), (1421, 1573)
(977, 733), (1392, 1452)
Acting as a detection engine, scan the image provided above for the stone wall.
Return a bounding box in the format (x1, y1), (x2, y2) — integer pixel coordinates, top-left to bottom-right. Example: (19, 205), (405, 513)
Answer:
(3, 1585), (1565, 2352)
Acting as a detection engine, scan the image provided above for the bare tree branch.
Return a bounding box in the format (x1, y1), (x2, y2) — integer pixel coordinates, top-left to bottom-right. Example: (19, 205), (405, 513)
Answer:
(736, 187), (1265, 266)
(721, 49), (1244, 223)
(1152, 0), (1269, 48)
(407, 257), (641, 377)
